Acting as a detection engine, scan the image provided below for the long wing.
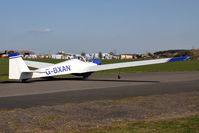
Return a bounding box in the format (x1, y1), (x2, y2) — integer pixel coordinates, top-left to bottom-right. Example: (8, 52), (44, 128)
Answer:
(24, 60), (54, 69)
(88, 56), (190, 72)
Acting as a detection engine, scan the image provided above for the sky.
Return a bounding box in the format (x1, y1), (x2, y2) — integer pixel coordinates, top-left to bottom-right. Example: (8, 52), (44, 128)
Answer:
(0, 0), (199, 54)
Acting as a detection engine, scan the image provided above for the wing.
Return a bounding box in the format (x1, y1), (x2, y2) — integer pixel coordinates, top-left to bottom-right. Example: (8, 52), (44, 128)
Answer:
(88, 56), (190, 72)
(24, 60), (54, 69)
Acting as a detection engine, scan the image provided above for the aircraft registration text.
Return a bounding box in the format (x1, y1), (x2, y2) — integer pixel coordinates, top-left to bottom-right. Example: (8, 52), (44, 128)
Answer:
(45, 65), (71, 75)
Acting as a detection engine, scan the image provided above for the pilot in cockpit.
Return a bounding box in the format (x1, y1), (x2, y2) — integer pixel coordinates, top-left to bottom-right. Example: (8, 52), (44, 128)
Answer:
(77, 56), (86, 62)
(79, 57), (84, 61)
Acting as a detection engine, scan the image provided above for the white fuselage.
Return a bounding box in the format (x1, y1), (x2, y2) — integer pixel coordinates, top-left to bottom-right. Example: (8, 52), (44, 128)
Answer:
(31, 59), (97, 78)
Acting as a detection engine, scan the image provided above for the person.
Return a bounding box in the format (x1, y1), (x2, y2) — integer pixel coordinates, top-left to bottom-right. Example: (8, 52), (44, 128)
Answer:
(80, 57), (83, 61)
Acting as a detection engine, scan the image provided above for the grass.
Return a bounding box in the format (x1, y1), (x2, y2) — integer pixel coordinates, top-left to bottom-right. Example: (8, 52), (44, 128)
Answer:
(39, 116), (59, 123)
(0, 58), (199, 81)
(96, 59), (199, 75)
(0, 59), (9, 81)
(84, 115), (199, 133)
(0, 110), (9, 114)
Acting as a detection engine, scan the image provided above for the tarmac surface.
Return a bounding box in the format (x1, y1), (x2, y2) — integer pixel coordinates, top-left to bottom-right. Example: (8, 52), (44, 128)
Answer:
(0, 71), (199, 110)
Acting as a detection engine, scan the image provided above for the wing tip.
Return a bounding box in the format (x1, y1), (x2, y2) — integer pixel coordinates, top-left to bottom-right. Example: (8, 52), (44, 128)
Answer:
(168, 56), (191, 62)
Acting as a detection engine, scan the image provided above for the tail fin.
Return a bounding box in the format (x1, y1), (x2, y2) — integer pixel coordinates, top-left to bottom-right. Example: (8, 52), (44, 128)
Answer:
(9, 53), (30, 79)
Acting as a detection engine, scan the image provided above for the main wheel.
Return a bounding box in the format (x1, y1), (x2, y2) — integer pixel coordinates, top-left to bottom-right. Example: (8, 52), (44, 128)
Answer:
(42, 76), (55, 80)
(83, 76), (88, 80)
(20, 79), (28, 83)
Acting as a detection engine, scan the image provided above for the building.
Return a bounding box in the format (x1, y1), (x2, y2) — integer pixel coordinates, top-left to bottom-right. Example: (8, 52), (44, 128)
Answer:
(140, 54), (152, 58)
(17, 50), (35, 55)
(0, 50), (9, 58)
(121, 54), (133, 59)
(110, 55), (120, 59)
(120, 54), (138, 59)
(102, 53), (111, 59)
(0, 53), (4, 58)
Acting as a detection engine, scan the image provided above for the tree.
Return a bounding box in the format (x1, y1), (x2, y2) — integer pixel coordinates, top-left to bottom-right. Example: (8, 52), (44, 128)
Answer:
(109, 52), (115, 56)
(99, 52), (102, 59)
(81, 52), (86, 57)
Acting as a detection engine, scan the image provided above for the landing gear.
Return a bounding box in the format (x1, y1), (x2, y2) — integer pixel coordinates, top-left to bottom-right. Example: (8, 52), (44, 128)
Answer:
(83, 76), (89, 80)
(42, 76), (55, 80)
(77, 72), (92, 80)
(72, 72), (92, 80)
(20, 79), (28, 83)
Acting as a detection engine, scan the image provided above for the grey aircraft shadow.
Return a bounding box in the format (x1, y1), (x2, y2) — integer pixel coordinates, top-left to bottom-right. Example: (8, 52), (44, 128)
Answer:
(0, 77), (160, 84)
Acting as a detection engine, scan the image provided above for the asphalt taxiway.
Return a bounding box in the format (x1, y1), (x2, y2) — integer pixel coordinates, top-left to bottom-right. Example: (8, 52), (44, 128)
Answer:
(0, 71), (199, 109)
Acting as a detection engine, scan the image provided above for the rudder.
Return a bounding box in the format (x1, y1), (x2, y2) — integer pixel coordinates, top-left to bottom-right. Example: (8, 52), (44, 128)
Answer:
(9, 53), (30, 80)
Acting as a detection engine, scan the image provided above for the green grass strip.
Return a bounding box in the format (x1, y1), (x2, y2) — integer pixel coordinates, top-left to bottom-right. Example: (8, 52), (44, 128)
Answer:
(85, 115), (199, 133)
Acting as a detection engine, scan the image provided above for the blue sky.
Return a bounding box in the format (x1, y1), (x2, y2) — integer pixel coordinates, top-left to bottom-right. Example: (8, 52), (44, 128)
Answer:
(0, 0), (199, 54)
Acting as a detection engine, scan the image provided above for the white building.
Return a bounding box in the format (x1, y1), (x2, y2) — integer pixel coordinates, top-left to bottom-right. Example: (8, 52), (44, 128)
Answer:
(52, 54), (63, 59)
(24, 54), (37, 59)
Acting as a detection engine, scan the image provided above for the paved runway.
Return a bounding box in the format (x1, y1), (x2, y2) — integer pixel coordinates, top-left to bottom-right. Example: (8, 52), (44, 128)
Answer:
(0, 71), (199, 110)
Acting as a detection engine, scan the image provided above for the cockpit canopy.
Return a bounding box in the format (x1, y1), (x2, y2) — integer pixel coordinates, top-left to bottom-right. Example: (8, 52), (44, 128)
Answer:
(69, 55), (101, 65)
(71, 55), (87, 62)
